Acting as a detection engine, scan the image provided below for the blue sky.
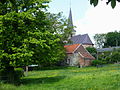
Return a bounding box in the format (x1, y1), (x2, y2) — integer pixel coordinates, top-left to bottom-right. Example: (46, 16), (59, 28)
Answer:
(48, 0), (120, 43)
(48, 0), (90, 21)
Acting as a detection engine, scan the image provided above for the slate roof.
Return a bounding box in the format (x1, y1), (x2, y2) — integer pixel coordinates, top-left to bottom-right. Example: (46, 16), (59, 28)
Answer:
(97, 46), (120, 52)
(70, 34), (94, 45)
(64, 44), (95, 60)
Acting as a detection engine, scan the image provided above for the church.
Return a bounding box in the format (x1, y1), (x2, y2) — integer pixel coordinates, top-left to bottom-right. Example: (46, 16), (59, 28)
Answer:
(64, 8), (95, 67)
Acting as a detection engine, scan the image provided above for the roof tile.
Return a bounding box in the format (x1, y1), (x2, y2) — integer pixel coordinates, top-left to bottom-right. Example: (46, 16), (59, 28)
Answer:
(64, 44), (80, 53)
(64, 44), (95, 60)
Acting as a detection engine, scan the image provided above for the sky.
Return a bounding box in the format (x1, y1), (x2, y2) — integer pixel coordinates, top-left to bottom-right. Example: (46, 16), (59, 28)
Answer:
(48, 0), (120, 42)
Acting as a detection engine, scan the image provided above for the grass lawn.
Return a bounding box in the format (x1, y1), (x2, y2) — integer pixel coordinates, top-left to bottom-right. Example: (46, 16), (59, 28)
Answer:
(0, 64), (120, 90)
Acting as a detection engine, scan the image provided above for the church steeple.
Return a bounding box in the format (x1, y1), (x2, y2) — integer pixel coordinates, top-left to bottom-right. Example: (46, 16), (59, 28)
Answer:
(68, 8), (73, 28)
(68, 8), (76, 37)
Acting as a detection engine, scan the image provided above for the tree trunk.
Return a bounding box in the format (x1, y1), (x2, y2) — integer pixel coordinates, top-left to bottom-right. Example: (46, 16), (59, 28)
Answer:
(25, 66), (28, 76)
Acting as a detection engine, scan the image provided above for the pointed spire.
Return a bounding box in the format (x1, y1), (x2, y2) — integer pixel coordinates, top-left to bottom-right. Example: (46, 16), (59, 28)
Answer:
(68, 8), (74, 28)
(68, 8), (76, 37)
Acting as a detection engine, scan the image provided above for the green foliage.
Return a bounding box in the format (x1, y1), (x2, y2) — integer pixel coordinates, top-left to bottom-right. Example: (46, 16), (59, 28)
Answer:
(90, 0), (120, 8)
(111, 52), (120, 63)
(94, 31), (120, 48)
(92, 60), (103, 66)
(14, 68), (24, 83)
(98, 49), (120, 64)
(104, 31), (120, 47)
(46, 12), (73, 42)
(86, 47), (97, 58)
(0, 12), (35, 67)
(0, 0), (50, 15)
(90, 0), (98, 7)
(0, 0), (69, 70)
(105, 56), (111, 63)
(0, 68), (24, 84)
(111, 0), (116, 8)
(86, 47), (97, 54)
(0, 69), (7, 81)
(98, 51), (112, 64)
(94, 33), (106, 48)
(0, 0), (71, 84)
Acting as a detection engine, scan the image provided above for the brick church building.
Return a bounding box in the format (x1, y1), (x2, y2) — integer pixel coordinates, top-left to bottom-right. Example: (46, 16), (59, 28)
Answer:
(64, 8), (95, 67)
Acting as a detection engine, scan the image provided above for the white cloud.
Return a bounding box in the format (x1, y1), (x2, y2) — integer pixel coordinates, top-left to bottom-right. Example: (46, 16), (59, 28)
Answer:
(74, 1), (120, 42)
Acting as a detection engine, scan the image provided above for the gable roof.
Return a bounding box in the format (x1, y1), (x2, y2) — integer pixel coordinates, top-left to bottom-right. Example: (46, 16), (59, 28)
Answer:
(64, 44), (95, 60)
(77, 45), (95, 60)
(64, 44), (80, 54)
(70, 34), (93, 45)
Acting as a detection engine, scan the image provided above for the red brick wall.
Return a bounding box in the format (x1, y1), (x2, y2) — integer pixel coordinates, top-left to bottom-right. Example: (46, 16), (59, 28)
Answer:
(79, 56), (92, 66)
(84, 60), (92, 66)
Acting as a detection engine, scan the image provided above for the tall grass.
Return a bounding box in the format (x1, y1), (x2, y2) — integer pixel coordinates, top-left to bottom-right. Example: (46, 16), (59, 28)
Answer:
(0, 64), (120, 90)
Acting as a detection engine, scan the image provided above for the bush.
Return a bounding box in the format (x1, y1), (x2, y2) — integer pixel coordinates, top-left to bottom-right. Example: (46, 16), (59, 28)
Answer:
(0, 68), (24, 84)
(111, 52), (120, 63)
(86, 47), (97, 58)
(0, 69), (8, 82)
(104, 56), (111, 64)
(14, 68), (24, 83)
(92, 60), (103, 66)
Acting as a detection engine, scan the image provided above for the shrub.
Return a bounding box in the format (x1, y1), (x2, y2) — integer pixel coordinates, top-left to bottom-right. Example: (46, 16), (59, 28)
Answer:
(14, 68), (24, 83)
(0, 68), (24, 84)
(111, 52), (120, 63)
(86, 47), (97, 58)
(98, 51), (112, 64)
(0, 69), (8, 82)
(92, 60), (103, 66)
(105, 56), (111, 64)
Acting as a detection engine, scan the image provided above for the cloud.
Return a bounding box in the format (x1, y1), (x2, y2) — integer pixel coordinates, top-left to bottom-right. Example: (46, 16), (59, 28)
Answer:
(74, 1), (120, 42)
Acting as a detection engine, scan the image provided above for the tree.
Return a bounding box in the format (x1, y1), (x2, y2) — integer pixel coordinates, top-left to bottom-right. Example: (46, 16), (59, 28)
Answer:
(45, 12), (73, 43)
(94, 34), (106, 48)
(94, 31), (120, 48)
(104, 31), (120, 47)
(89, 0), (120, 8)
(0, 0), (70, 82)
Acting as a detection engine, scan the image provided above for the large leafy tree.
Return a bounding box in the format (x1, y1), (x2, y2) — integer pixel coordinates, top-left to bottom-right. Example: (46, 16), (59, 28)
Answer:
(0, 0), (70, 72)
(94, 31), (120, 48)
(104, 31), (120, 47)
